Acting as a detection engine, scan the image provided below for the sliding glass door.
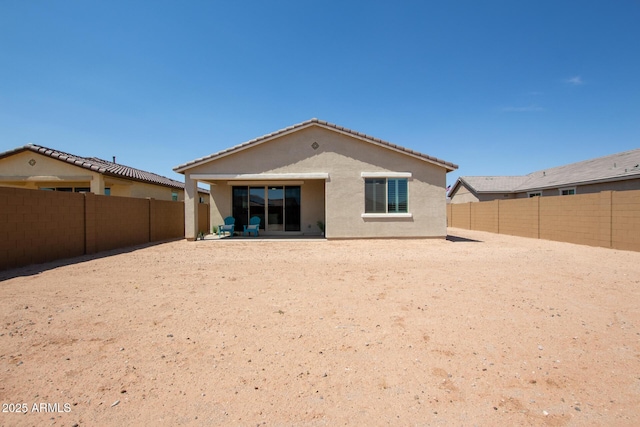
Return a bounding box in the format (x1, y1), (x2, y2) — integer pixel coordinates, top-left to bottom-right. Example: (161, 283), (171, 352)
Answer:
(232, 185), (300, 233)
(284, 187), (301, 231)
(268, 186), (284, 231)
(232, 187), (249, 231)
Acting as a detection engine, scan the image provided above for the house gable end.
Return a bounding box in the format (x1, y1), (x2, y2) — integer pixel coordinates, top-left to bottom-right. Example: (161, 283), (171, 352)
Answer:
(174, 119), (458, 174)
(0, 149), (102, 180)
(180, 125), (450, 181)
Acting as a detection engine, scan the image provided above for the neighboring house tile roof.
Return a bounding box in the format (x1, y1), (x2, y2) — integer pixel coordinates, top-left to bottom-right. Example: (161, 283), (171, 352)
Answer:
(1, 144), (190, 190)
(174, 118), (458, 172)
(458, 176), (531, 193)
(451, 148), (640, 195)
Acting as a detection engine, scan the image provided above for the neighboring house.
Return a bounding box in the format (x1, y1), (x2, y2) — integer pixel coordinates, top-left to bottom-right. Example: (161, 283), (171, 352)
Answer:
(448, 148), (640, 203)
(0, 144), (209, 202)
(174, 118), (458, 239)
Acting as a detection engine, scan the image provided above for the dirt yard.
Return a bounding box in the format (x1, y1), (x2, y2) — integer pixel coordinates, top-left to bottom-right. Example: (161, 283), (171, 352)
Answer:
(1, 228), (639, 426)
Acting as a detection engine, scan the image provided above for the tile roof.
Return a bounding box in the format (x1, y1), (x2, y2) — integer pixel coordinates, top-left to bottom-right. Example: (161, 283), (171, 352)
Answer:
(454, 148), (640, 194)
(458, 175), (531, 193)
(1, 144), (189, 190)
(174, 118), (458, 172)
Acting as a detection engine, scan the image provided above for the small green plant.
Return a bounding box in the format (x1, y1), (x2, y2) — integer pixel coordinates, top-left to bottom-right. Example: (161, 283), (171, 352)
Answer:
(212, 225), (218, 234)
(316, 220), (325, 233)
(197, 231), (205, 240)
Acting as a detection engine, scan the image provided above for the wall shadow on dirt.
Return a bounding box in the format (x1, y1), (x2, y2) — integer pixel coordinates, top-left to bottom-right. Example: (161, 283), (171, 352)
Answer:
(446, 235), (482, 243)
(0, 239), (182, 282)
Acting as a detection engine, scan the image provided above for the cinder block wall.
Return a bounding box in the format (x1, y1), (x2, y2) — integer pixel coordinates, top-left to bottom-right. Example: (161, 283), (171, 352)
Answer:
(0, 187), (200, 271)
(93, 195), (150, 253)
(470, 200), (499, 233)
(0, 188), (85, 270)
(446, 189), (640, 252)
(612, 190), (640, 251)
(499, 198), (539, 239)
(152, 199), (186, 242)
(539, 192), (610, 248)
(449, 203), (471, 229)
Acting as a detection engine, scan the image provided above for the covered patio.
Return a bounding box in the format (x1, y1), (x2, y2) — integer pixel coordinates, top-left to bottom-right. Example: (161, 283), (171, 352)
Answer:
(185, 173), (327, 240)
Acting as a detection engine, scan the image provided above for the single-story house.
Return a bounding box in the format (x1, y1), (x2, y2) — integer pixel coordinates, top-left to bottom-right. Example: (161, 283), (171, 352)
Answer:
(448, 148), (640, 203)
(0, 144), (209, 202)
(174, 118), (458, 239)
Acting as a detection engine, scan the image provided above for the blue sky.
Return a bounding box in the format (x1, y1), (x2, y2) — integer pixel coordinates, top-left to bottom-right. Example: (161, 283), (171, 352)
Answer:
(1, 1), (639, 186)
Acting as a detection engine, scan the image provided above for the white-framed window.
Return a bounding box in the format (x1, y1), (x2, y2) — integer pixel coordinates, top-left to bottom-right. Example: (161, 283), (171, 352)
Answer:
(528, 191), (542, 198)
(559, 187), (576, 196)
(361, 172), (411, 217)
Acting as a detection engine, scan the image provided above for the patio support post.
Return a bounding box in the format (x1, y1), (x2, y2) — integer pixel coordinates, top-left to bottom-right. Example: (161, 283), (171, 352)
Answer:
(184, 174), (199, 241)
(90, 174), (105, 195)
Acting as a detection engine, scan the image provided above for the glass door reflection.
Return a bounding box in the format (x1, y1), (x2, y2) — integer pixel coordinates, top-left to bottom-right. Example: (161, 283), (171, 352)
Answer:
(267, 186), (284, 231)
(249, 187), (265, 230)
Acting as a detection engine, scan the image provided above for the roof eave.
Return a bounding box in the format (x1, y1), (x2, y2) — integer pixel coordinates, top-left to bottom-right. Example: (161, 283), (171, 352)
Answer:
(447, 178), (464, 197)
(100, 170), (185, 190)
(450, 177), (521, 197)
(514, 173), (640, 193)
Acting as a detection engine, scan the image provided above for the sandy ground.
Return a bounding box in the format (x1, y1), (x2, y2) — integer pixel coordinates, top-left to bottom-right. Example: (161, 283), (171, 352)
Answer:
(1, 228), (639, 426)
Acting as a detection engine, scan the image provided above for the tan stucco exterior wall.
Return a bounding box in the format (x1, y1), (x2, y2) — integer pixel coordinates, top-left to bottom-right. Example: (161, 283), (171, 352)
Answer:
(449, 184), (479, 203)
(301, 179), (325, 234)
(185, 126), (449, 239)
(0, 150), (101, 190)
(112, 180), (176, 200)
(0, 150), (206, 202)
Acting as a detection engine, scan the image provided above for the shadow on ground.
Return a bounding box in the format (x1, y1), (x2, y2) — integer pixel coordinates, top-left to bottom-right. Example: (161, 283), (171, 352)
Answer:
(210, 234), (325, 241)
(3, 235), (477, 280)
(0, 239), (181, 282)
(446, 235), (482, 243)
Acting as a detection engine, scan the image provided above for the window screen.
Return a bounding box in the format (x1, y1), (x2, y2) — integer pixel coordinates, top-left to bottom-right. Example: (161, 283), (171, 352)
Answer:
(365, 178), (408, 213)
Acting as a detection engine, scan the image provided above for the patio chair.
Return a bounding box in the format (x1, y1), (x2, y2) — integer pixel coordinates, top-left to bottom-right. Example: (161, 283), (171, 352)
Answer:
(218, 216), (235, 237)
(243, 216), (261, 237)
